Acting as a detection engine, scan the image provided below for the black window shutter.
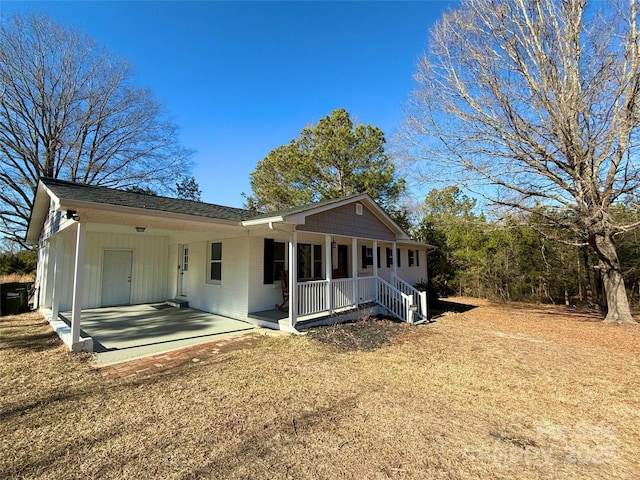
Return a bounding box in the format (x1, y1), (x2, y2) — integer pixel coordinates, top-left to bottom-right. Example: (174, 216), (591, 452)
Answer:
(362, 245), (367, 269)
(397, 248), (401, 268)
(264, 239), (274, 284)
(376, 247), (380, 268)
(416, 250), (420, 266)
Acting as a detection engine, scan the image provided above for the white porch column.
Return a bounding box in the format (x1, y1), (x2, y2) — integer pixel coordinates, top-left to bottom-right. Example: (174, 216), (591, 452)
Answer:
(288, 231), (298, 329)
(392, 242), (397, 276)
(351, 237), (358, 303)
(325, 235), (333, 314)
(373, 240), (378, 278)
(44, 241), (55, 308)
(50, 235), (63, 321)
(70, 222), (86, 350)
(35, 243), (46, 309)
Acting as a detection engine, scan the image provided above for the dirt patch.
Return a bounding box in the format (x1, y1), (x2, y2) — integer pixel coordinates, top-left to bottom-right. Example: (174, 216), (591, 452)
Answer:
(305, 316), (410, 351)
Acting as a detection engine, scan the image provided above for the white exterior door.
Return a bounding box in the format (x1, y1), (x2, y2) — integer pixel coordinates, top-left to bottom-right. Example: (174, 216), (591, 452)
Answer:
(101, 250), (133, 306)
(179, 245), (189, 296)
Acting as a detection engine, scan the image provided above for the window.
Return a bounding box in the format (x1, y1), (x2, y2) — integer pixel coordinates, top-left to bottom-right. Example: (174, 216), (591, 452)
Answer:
(209, 242), (222, 283)
(298, 243), (322, 280)
(409, 249), (420, 267)
(264, 239), (286, 284)
(361, 246), (373, 269)
(182, 246), (189, 272)
(386, 248), (393, 268)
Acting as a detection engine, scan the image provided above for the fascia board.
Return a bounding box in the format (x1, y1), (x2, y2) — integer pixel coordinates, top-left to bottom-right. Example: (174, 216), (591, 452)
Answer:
(240, 216), (285, 227)
(59, 199), (242, 226)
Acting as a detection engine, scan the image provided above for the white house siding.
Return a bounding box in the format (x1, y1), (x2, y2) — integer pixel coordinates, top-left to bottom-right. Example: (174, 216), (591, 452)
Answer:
(167, 243), (179, 299)
(355, 243), (428, 286)
(395, 246), (429, 286)
(182, 236), (250, 320)
(247, 235), (285, 314)
(52, 229), (169, 311)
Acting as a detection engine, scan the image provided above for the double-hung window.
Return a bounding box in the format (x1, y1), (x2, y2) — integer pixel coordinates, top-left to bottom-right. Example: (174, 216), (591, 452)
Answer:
(408, 249), (420, 267)
(209, 242), (222, 283)
(298, 243), (322, 280)
(264, 239), (286, 284)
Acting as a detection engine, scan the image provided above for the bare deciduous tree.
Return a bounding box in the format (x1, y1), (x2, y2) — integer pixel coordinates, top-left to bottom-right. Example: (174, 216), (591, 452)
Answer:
(404, 0), (640, 323)
(0, 14), (193, 246)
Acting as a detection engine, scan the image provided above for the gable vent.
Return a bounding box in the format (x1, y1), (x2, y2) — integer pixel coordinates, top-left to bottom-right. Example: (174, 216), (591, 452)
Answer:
(356, 203), (363, 215)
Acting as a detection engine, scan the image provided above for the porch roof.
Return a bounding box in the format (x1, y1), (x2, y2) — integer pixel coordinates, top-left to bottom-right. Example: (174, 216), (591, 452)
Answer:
(27, 179), (433, 248)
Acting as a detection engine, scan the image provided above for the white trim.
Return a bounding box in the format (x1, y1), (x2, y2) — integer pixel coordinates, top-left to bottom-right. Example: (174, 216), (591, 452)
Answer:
(351, 237), (358, 301)
(288, 232), (298, 329)
(241, 215), (284, 226)
(71, 222), (86, 350)
(51, 235), (63, 321)
(325, 235), (332, 314)
(207, 241), (222, 285)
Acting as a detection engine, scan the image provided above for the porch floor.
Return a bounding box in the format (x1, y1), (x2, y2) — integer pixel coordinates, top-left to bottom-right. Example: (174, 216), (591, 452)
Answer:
(249, 303), (380, 330)
(59, 304), (254, 365)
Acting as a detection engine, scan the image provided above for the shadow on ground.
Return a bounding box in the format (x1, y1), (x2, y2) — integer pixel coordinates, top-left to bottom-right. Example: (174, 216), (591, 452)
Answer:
(429, 299), (478, 319)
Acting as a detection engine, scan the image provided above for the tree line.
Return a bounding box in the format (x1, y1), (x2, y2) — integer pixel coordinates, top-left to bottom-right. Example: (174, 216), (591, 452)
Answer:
(413, 186), (640, 310)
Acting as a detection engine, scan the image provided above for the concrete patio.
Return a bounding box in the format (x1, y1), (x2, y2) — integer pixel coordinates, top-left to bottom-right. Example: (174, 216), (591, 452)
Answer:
(59, 304), (255, 365)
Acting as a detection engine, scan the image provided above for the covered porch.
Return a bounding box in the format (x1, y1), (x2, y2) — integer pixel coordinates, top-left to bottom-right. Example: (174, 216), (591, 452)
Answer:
(55, 304), (254, 365)
(253, 231), (429, 331)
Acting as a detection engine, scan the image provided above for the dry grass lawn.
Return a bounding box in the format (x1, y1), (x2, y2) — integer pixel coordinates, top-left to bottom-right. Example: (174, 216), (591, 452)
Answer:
(1, 298), (638, 479)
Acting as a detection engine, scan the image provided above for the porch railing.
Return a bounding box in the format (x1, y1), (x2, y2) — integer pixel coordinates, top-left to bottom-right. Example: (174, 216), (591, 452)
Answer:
(297, 279), (328, 316)
(376, 277), (413, 323)
(331, 278), (355, 310)
(296, 275), (419, 324)
(390, 273), (428, 323)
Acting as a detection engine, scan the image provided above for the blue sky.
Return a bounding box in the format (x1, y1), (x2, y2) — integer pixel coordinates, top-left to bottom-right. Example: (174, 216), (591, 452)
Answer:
(1, 1), (455, 207)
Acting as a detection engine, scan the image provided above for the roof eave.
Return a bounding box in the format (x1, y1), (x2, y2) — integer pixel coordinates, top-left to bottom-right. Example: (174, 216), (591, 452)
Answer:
(59, 199), (243, 226)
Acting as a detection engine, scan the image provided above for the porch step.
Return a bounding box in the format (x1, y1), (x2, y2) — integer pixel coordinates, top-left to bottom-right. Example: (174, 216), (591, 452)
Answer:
(166, 298), (189, 309)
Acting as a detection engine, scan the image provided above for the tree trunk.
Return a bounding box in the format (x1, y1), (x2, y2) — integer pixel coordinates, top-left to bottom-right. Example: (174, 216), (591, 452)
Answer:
(590, 233), (636, 324)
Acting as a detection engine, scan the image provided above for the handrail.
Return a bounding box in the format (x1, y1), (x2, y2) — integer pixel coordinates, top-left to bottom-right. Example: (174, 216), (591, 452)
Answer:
(376, 276), (413, 323)
(296, 275), (421, 324)
(390, 273), (428, 321)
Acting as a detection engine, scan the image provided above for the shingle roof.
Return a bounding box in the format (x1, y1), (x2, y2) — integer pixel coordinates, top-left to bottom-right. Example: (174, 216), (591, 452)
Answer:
(41, 178), (256, 222)
(247, 193), (367, 219)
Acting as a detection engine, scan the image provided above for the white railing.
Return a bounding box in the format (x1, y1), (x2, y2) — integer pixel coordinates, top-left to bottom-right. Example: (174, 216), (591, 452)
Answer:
(358, 276), (377, 303)
(331, 278), (354, 310)
(376, 277), (413, 323)
(391, 273), (428, 323)
(297, 279), (328, 316)
(296, 275), (418, 323)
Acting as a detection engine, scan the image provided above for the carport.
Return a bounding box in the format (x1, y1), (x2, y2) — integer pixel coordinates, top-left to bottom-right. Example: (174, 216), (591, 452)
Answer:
(58, 304), (255, 365)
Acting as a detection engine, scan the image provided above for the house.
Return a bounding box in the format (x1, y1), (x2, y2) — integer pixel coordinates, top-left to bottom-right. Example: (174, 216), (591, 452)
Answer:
(26, 178), (432, 352)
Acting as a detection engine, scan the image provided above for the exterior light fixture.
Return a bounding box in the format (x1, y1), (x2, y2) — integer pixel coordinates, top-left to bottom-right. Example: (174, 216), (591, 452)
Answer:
(65, 210), (80, 221)
(135, 226), (146, 233)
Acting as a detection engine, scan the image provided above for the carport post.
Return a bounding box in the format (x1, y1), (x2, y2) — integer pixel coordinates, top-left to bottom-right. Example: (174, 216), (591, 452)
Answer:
(70, 222), (86, 350)
(51, 235), (63, 321)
